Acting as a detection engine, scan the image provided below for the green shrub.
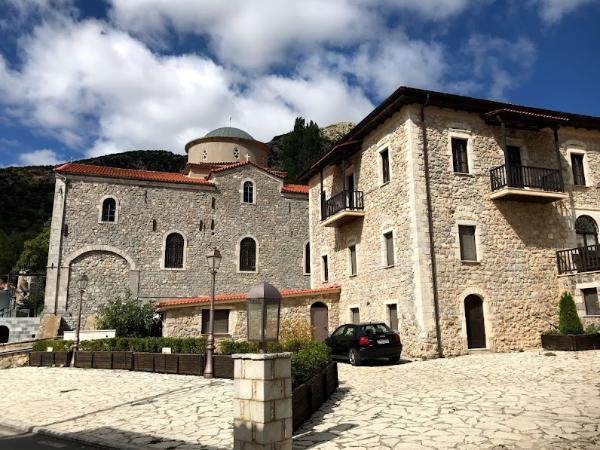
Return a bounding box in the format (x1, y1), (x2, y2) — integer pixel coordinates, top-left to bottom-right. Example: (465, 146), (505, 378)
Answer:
(291, 341), (331, 387)
(559, 292), (584, 335)
(542, 329), (559, 336)
(97, 290), (161, 337)
(218, 339), (259, 355)
(73, 337), (207, 353)
(32, 339), (72, 352)
(584, 323), (600, 335)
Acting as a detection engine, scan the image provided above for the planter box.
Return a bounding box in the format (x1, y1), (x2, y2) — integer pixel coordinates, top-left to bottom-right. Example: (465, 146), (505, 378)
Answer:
(178, 354), (203, 375)
(29, 352), (42, 367)
(165, 354), (179, 374)
(153, 354), (166, 373)
(54, 351), (71, 367)
(112, 352), (133, 370)
(75, 351), (93, 368)
(134, 352), (155, 372)
(41, 351), (55, 367)
(324, 362), (338, 397)
(292, 362), (338, 431)
(213, 355), (234, 379)
(292, 382), (312, 431)
(92, 352), (113, 369)
(542, 334), (600, 351)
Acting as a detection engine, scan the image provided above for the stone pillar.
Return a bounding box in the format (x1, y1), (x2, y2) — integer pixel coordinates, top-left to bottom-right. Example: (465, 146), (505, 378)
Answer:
(232, 352), (293, 450)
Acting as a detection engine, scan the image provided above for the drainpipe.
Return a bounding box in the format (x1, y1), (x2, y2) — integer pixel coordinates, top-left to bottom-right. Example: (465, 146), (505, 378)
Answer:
(497, 115), (510, 186)
(552, 127), (564, 191)
(320, 169), (325, 220)
(420, 95), (443, 358)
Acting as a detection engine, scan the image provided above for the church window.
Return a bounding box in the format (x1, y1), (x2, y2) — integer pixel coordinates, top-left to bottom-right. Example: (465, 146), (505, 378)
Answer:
(243, 181), (254, 203)
(202, 149), (208, 160)
(164, 233), (185, 269)
(233, 147), (240, 159)
(101, 198), (117, 222)
(239, 237), (257, 272)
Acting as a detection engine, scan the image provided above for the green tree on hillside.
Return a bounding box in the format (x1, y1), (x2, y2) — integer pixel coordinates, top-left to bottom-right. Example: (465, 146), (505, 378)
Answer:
(13, 222), (50, 272)
(273, 117), (330, 182)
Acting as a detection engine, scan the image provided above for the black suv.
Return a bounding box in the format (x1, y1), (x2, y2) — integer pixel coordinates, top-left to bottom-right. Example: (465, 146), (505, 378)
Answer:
(325, 323), (402, 366)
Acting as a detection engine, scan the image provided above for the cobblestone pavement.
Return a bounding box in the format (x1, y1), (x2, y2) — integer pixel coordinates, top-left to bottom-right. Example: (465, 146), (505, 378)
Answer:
(1, 351), (599, 449)
(0, 367), (233, 449)
(294, 350), (600, 449)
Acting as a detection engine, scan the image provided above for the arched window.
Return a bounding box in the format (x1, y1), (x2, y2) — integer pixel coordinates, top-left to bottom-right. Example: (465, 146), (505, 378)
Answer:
(164, 233), (185, 269)
(240, 237), (257, 272)
(304, 242), (311, 274)
(575, 215), (598, 248)
(101, 198), (116, 222)
(243, 181), (254, 204)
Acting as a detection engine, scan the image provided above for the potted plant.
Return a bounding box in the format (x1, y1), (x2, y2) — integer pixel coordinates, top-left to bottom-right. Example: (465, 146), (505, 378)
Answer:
(542, 292), (600, 351)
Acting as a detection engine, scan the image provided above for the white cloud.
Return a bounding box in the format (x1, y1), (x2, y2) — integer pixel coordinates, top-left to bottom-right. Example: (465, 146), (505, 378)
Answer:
(18, 149), (61, 166)
(533, 0), (595, 24)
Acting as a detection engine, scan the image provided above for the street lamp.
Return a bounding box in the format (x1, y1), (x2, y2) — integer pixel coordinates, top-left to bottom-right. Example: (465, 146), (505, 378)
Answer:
(203, 248), (222, 378)
(70, 273), (88, 368)
(246, 282), (281, 353)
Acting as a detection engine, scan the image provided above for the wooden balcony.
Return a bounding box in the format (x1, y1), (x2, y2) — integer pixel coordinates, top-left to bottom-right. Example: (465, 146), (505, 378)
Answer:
(489, 164), (566, 203)
(321, 190), (364, 227)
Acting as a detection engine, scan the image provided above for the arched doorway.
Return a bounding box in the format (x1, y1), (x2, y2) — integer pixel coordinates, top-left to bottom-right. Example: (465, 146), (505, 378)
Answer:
(310, 302), (329, 341)
(0, 326), (9, 344)
(464, 295), (486, 349)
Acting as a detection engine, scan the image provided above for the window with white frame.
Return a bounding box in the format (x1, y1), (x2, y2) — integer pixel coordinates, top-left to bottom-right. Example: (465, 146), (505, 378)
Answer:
(201, 309), (230, 334)
(101, 198), (117, 222)
(242, 181), (254, 203)
(458, 225), (477, 261)
(350, 307), (360, 324)
(583, 288), (600, 315)
(387, 304), (398, 331)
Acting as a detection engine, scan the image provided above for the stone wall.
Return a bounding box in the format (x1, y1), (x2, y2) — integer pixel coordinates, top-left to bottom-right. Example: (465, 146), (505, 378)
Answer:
(45, 164), (309, 327)
(0, 318), (41, 343)
(162, 292), (340, 341)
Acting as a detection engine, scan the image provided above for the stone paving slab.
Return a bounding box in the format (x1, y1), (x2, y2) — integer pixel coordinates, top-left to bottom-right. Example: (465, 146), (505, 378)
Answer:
(294, 350), (600, 449)
(0, 367), (233, 449)
(1, 351), (599, 449)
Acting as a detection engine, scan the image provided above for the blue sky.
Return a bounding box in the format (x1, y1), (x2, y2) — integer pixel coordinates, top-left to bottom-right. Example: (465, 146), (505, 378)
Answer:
(0, 0), (599, 167)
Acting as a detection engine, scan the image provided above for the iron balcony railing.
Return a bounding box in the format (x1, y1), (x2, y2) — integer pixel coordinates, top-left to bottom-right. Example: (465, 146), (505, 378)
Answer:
(490, 164), (563, 193)
(557, 244), (600, 275)
(322, 190), (364, 220)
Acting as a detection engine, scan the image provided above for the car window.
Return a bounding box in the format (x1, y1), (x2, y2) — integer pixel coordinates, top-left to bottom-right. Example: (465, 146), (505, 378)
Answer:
(344, 326), (356, 337)
(331, 326), (346, 337)
(362, 323), (391, 335)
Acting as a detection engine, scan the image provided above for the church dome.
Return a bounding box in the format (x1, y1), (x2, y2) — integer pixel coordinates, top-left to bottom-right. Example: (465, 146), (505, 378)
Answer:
(204, 127), (254, 140)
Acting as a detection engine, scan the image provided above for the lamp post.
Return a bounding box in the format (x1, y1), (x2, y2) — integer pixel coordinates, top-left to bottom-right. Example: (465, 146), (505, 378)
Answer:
(70, 273), (88, 368)
(246, 282), (281, 352)
(204, 248), (222, 378)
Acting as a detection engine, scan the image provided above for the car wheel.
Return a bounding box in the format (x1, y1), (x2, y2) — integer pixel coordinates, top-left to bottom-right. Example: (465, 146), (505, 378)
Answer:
(349, 349), (362, 366)
(388, 355), (400, 363)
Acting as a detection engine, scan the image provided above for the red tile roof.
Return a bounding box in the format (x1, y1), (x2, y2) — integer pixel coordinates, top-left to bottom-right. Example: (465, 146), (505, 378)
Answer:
(55, 163), (215, 186)
(155, 285), (341, 309)
(281, 184), (309, 195)
(208, 161), (287, 179)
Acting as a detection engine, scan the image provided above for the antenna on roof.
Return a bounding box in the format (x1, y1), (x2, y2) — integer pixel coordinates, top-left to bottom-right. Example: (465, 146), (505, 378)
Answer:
(228, 115), (232, 127)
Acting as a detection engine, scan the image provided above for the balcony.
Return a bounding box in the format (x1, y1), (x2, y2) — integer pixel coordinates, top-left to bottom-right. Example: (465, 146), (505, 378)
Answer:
(557, 244), (600, 275)
(321, 190), (364, 227)
(489, 164), (566, 203)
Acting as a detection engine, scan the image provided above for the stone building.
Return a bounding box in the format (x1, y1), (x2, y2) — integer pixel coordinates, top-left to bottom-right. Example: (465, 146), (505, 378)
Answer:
(42, 127), (328, 337)
(302, 86), (600, 358)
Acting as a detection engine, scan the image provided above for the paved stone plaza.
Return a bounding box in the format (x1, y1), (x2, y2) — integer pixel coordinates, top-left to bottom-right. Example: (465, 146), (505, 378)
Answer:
(0, 351), (598, 449)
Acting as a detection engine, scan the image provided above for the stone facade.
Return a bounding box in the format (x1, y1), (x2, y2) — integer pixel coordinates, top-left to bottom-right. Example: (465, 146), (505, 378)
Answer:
(308, 96), (600, 358)
(44, 129), (310, 331)
(0, 318), (41, 343)
(160, 290), (340, 341)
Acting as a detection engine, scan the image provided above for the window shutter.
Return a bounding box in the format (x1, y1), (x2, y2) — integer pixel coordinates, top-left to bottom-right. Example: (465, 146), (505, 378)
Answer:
(459, 225), (477, 261)
(385, 232), (394, 266)
(452, 138), (469, 173)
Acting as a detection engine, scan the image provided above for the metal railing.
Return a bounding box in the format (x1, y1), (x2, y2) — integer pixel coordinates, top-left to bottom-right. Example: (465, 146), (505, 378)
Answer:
(322, 190), (364, 220)
(556, 244), (600, 275)
(490, 164), (563, 192)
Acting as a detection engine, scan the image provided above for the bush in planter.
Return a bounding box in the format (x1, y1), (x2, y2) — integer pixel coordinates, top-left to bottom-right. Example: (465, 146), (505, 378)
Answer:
(585, 324), (600, 335)
(559, 292), (584, 335)
(77, 337), (207, 353)
(32, 339), (72, 352)
(218, 340), (259, 355)
(290, 341), (331, 388)
(97, 290), (161, 337)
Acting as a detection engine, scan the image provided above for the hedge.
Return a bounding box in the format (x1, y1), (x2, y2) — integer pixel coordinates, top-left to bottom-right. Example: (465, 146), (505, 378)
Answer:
(218, 338), (331, 387)
(33, 337), (207, 354)
(559, 292), (584, 335)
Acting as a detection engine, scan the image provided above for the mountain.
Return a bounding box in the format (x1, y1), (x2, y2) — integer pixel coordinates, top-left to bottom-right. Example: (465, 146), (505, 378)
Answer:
(0, 123), (353, 273)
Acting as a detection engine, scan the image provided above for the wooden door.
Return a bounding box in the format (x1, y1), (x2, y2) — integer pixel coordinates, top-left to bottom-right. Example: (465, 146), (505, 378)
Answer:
(507, 145), (523, 187)
(465, 295), (486, 349)
(311, 303), (329, 341)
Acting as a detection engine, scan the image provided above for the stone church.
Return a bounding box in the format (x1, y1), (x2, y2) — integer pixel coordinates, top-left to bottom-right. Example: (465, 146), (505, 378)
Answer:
(42, 127), (338, 338)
